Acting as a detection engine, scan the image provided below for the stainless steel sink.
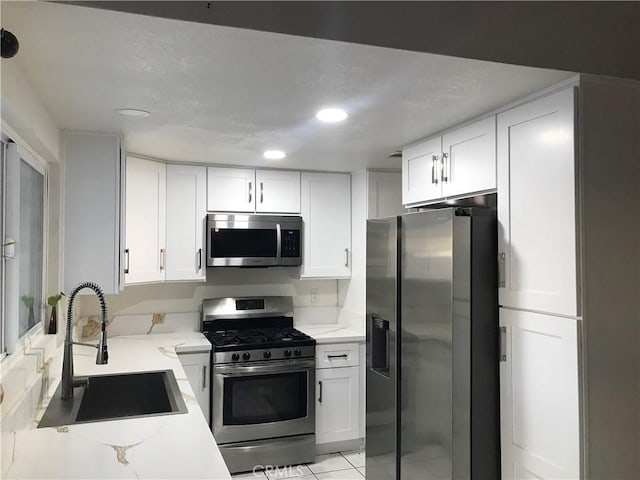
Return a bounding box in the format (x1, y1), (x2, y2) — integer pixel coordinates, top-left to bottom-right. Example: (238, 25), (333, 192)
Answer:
(38, 370), (188, 428)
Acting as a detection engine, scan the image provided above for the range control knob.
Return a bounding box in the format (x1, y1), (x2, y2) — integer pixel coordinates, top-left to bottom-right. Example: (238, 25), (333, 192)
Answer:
(284, 350), (292, 357)
(231, 353), (240, 361)
(294, 348), (302, 357)
(242, 352), (251, 361)
(263, 351), (272, 359)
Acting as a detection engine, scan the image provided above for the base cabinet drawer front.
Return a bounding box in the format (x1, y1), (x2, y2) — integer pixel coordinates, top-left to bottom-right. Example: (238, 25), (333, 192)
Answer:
(316, 343), (360, 368)
(316, 366), (360, 445)
(499, 308), (579, 480)
(178, 352), (211, 425)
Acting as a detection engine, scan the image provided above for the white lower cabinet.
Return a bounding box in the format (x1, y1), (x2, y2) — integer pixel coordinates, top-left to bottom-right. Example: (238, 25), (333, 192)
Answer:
(177, 352), (210, 425)
(499, 308), (580, 480)
(315, 342), (360, 446)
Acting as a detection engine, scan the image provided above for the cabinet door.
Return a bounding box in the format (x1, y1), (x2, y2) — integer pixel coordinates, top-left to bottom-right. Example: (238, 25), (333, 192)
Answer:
(499, 308), (579, 480)
(63, 133), (123, 294)
(125, 157), (166, 284)
(442, 116), (496, 198)
(316, 366), (360, 444)
(497, 88), (577, 316)
(367, 170), (405, 219)
(178, 352), (210, 425)
(402, 136), (442, 206)
(301, 172), (351, 278)
(166, 165), (207, 281)
(255, 170), (301, 213)
(207, 167), (255, 212)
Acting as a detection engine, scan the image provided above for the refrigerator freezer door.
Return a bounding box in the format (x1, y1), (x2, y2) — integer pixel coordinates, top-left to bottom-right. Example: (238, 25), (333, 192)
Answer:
(400, 210), (454, 480)
(366, 217), (398, 480)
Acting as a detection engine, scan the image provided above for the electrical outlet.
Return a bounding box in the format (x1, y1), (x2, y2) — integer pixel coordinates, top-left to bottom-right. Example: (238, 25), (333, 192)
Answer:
(310, 288), (319, 304)
(152, 313), (165, 324)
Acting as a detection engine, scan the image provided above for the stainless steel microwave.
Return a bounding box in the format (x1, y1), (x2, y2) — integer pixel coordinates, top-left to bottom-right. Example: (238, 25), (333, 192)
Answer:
(206, 214), (302, 267)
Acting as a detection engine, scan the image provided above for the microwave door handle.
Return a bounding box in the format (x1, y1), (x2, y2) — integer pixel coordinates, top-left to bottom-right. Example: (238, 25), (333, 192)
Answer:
(276, 223), (282, 264)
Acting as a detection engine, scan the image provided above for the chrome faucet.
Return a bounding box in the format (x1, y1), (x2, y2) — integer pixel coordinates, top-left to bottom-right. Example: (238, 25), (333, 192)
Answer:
(61, 281), (109, 400)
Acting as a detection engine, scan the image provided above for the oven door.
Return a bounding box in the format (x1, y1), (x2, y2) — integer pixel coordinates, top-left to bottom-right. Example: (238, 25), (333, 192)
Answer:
(212, 358), (315, 444)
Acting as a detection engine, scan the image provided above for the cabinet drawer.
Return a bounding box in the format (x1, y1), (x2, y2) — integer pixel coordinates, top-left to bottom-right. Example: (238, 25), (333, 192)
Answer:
(316, 343), (359, 368)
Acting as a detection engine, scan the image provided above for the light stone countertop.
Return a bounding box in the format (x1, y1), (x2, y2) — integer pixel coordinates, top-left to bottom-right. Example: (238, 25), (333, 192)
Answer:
(296, 324), (365, 344)
(4, 333), (230, 480)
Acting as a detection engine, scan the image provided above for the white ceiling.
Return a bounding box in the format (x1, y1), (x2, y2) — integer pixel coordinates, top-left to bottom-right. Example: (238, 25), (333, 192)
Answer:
(2, 2), (573, 172)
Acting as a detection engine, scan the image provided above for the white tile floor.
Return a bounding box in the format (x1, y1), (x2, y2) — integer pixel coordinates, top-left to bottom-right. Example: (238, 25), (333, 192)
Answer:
(232, 450), (366, 480)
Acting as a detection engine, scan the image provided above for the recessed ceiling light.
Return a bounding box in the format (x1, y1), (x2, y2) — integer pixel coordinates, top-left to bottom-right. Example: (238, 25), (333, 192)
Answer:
(316, 108), (348, 123)
(263, 150), (286, 160)
(113, 108), (150, 118)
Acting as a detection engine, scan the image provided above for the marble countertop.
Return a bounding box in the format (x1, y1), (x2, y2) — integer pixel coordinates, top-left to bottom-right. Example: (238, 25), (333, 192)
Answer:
(297, 324), (365, 344)
(5, 334), (230, 480)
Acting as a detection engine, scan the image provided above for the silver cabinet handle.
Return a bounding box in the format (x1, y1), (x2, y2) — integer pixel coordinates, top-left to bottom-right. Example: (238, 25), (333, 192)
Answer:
(202, 365), (207, 389)
(318, 381), (323, 403)
(260, 182), (264, 204)
(327, 354), (348, 359)
(499, 326), (507, 362)
(160, 248), (165, 271)
(197, 248), (202, 270)
(248, 181), (252, 203)
(498, 252), (506, 287)
(441, 152), (449, 183)
(431, 155), (439, 184)
(345, 248), (349, 267)
(124, 248), (130, 274)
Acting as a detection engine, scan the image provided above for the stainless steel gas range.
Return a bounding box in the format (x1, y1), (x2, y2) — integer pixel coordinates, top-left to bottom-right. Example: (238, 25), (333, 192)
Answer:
(202, 296), (316, 474)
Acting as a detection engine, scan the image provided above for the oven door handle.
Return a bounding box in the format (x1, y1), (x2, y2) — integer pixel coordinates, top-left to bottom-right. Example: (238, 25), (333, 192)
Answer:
(215, 358), (315, 375)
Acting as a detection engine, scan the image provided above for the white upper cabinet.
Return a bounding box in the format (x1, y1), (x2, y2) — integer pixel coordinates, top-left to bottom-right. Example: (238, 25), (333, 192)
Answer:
(206, 167), (254, 212)
(499, 308), (580, 480)
(255, 169), (300, 213)
(402, 116), (497, 206)
(441, 116), (496, 198)
(165, 165), (207, 282)
(497, 88), (577, 317)
(207, 167), (301, 213)
(402, 136), (442, 205)
(125, 156), (166, 285)
(301, 172), (351, 278)
(63, 132), (123, 294)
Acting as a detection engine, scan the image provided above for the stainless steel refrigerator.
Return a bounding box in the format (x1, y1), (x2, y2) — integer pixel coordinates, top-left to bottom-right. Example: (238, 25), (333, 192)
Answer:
(366, 208), (499, 480)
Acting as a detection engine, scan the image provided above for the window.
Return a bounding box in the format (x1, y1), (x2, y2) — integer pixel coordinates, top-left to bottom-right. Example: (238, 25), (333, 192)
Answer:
(1, 138), (47, 354)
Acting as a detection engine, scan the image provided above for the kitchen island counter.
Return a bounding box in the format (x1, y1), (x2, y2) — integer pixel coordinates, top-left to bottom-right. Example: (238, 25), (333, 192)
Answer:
(4, 334), (229, 480)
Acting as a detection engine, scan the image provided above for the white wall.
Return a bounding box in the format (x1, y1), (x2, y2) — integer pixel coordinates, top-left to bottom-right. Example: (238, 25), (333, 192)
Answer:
(1, 57), (60, 164)
(0, 51), (63, 479)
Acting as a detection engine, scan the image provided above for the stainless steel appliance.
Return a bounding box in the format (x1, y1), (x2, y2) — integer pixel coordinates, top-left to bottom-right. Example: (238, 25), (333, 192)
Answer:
(206, 214), (302, 267)
(366, 208), (500, 480)
(202, 296), (315, 474)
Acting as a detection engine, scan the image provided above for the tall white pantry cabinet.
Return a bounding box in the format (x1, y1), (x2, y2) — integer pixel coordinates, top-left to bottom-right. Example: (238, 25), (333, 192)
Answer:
(497, 77), (639, 480)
